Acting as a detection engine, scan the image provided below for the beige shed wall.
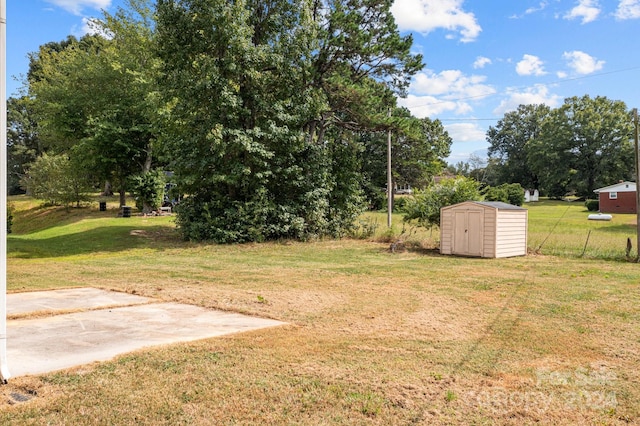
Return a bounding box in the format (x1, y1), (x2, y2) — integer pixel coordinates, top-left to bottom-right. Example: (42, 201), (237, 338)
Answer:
(494, 211), (528, 258)
(440, 202), (527, 258)
(440, 207), (454, 255)
(481, 207), (496, 258)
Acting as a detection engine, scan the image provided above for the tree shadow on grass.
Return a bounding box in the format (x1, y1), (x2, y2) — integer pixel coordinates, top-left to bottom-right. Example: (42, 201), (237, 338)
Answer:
(378, 241), (445, 257)
(590, 223), (638, 234)
(8, 225), (184, 259)
(11, 204), (92, 235)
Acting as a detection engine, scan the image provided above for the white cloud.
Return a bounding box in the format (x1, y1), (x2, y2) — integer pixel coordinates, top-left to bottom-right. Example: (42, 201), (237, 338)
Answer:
(400, 69), (495, 118)
(447, 148), (488, 165)
(391, 0), (482, 42)
(511, 1), (549, 18)
(493, 85), (561, 115)
(615, 0), (640, 19)
(44, 0), (111, 15)
(445, 122), (487, 143)
(526, 1), (549, 15)
(473, 56), (492, 69)
(562, 50), (605, 74)
(83, 17), (98, 34)
(564, 0), (601, 23)
(73, 17), (112, 38)
(410, 69), (495, 99)
(446, 124), (489, 164)
(397, 94), (471, 118)
(516, 54), (546, 76)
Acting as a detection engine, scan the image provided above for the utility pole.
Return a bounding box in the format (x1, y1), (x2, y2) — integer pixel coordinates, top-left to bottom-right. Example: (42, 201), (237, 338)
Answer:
(0, 0), (10, 382)
(634, 108), (640, 262)
(387, 108), (392, 228)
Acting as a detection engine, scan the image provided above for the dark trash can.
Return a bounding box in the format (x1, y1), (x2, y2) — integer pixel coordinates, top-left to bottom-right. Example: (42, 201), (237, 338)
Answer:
(122, 206), (131, 218)
(99, 201), (106, 212)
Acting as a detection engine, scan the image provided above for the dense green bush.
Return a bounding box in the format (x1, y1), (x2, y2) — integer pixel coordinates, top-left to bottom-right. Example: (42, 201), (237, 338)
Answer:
(21, 153), (91, 207)
(128, 170), (166, 213)
(483, 183), (525, 206)
(176, 147), (365, 244)
(364, 184), (386, 211)
(403, 176), (483, 230)
(393, 196), (409, 213)
(585, 199), (599, 211)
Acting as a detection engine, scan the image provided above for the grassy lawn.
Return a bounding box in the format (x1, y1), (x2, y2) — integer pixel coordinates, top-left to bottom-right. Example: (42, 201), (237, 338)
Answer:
(525, 199), (638, 259)
(1, 196), (639, 424)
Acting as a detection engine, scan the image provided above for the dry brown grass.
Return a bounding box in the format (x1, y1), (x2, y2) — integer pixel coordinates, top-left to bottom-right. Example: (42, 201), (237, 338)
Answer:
(1, 201), (639, 424)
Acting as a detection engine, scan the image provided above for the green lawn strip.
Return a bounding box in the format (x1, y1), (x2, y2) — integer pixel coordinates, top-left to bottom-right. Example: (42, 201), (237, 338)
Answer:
(1, 197), (639, 424)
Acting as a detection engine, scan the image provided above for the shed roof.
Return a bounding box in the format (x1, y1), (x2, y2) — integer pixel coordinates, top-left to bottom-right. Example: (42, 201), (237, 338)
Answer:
(442, 201), (526, 211)
(475, 201), (526, 210)
(593, 181), (636, 193)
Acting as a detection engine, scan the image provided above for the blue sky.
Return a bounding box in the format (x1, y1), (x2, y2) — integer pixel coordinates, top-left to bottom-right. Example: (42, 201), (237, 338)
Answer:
(7, 0), (640, 164)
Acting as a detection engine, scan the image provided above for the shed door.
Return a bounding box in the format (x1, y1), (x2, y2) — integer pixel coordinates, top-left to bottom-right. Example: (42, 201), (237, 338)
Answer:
(453, 209), (484, 256)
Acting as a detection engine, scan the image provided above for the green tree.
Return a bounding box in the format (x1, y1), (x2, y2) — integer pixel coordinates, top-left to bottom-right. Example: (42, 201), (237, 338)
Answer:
(530, 95), (634, 197)
(157, 0), (316, 242)
(403, 176), (483, 230)
(305, 0), (423, 144)
(128, 169), (166, 213)
(21, 153), (91, 207)
(27, 35), (80, 83)
(446, 161), (470, 177)
(446, 154), (498, 185)
(156, 0), (423, 242)
(359, 108), (451, 209)
(7, 96), (42, 194)
(486, 104), (551, 189)
(393, 111), (451, 189)
(29, 0), (160, 206)
(483, 183), (525, 206)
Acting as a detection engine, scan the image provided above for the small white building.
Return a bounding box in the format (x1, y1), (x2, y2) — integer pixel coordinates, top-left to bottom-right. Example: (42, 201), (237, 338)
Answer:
(440, 201), (528, 258)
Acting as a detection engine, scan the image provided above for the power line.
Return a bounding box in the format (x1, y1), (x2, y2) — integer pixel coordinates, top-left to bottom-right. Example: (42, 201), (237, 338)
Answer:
(550, 65), (640, 85)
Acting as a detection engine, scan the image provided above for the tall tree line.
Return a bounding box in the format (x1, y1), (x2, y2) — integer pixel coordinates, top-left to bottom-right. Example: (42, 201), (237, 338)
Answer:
(10, 0), (451, 242)
(26, 1), (160, 207)
(485, 95), (634, 197)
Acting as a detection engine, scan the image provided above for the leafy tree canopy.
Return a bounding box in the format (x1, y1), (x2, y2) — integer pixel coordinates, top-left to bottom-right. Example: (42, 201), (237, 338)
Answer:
(7, 96), (42, 194)
(529, 95), (634, 197)
(486, 104), (551, 190)
(402, 176), (483, 230)
(483, 183), (525, 206)
(156, 0), (424, 242)
(28, 0), (161, 206)
(21, 153), (91, 208)
(359, 107), (452, 209)
(487, 96), (634, 198)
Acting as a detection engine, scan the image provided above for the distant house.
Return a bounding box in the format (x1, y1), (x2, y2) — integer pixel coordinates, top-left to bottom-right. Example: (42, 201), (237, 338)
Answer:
(593, 181), (637, 214)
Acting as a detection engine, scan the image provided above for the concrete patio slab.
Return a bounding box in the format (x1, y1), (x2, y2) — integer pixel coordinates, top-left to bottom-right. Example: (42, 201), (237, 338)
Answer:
(8, 287), (151, 316)
(6, 289), (286, 378)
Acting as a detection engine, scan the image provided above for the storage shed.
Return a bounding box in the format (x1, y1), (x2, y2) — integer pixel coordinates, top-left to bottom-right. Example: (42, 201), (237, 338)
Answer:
(440, 201), (528, 258)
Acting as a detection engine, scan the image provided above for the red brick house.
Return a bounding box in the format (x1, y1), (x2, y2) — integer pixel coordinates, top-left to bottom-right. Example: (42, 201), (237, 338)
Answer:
(593, 181), (637, 214)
